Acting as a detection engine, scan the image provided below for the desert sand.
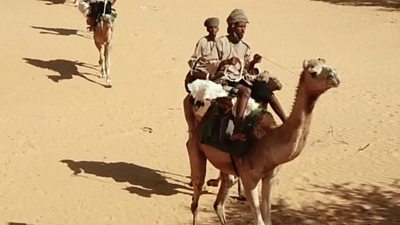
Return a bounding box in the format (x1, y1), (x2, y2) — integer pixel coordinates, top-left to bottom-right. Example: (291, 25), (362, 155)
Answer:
(0, 0), (399, 224)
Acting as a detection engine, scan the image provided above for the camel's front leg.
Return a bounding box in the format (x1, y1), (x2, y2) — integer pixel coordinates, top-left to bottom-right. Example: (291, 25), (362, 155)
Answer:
(237, 178), (247, 201)
(213, 172), (236, 225)
(104, 42), (112, 87)
(187, 130), (206, 225)
(260, 176), (274, 225)
(261, 167), (280, 225)
(95, 41), (105, 78)
(241, 175), (264, 225)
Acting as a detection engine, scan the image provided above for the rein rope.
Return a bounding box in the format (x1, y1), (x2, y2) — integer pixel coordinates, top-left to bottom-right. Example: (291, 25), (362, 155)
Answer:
(262, 57), (298, 76)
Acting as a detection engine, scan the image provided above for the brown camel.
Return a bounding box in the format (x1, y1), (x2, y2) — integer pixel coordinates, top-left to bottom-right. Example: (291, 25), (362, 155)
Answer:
(185, 58), (340, 225)
(93, 13), (114, 87)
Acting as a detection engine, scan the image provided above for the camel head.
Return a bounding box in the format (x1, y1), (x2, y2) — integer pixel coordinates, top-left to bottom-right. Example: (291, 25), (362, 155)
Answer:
(99, 14), (114, 29)
(301, 58), (340, 96)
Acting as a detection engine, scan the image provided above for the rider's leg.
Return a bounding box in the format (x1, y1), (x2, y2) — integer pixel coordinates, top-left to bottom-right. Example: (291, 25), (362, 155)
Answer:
(268, 94), (287, 123)
(231, 84), (251, 141)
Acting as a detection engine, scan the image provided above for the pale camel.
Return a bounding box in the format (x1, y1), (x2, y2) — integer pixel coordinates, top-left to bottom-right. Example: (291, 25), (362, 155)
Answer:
(94, 13), (113, 87)
(185, 58), (340, 225)
(76, 0), (115, 87)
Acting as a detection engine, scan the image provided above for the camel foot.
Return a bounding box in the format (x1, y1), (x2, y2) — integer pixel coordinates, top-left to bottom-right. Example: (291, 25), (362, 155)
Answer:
(106, 79), (112, 88)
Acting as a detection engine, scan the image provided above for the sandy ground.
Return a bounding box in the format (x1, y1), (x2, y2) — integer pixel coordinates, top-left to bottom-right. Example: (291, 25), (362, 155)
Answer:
(1, 0), (399, 224)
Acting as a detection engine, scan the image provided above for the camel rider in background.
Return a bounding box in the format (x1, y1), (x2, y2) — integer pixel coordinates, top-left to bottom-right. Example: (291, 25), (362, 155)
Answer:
(86, 0), (117, 31)
(214, 9), (287, 141)
(185, 17), (220, 92)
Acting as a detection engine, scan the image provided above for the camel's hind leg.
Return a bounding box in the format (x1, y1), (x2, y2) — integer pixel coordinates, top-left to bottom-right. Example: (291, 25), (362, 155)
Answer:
(187, 131), (206, 225)
(207, 176), (246, 201)
(104, 42), (112, 87)
(213, 172), (236, 225)
(184, 95), (197, 186)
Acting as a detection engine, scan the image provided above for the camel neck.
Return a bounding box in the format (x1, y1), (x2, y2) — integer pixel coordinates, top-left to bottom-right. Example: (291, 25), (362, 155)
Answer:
(272, 79), (319, 164)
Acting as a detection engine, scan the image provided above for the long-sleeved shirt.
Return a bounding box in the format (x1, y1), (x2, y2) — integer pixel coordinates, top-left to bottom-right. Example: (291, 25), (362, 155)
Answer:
(215, 35), (253, 82)
(188, 36), (220, 76)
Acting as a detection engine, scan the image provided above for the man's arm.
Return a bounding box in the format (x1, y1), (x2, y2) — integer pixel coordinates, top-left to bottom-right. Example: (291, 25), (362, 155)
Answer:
(188, 39), (204, 68)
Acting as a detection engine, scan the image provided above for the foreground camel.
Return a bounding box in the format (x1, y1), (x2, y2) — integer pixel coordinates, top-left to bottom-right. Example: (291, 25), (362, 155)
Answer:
(185, 58), (340, 225)
(94, 13), (114, 87)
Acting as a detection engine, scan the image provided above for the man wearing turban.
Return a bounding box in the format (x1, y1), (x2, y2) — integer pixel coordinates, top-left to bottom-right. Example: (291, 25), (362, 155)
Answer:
(185, 17), (220, 92)
(214, 9), (287, 141)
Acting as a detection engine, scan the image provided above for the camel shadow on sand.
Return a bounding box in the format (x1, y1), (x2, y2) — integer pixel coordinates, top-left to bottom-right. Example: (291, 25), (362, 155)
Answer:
(31, 26), (90, 39)
(38, 0), (69, 5)
(60, 159), (192, 197)
(205, 181), (400, 225)
(23, 58), (109, 88)
(8, 223), (33, 225)
(310, 0), (400, 11)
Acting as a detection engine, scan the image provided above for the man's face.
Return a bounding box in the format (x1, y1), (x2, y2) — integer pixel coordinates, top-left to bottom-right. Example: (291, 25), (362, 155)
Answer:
(207, 26), (219, 37)
(233, 22), (247, 39)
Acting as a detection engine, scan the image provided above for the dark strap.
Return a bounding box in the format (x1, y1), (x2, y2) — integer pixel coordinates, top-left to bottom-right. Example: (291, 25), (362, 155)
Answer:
(230, 153), (239, 176)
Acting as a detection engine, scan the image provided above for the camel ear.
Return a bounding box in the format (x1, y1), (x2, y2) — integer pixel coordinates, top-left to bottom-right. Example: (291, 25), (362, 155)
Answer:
(317, 58), (326, 63)
(303, 60), (309, 69)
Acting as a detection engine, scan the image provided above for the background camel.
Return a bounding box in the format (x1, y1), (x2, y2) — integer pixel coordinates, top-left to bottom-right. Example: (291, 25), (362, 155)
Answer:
(94, 13), (114, 87)
(186, 58), (340, 225)
(77, 0), (115, 87)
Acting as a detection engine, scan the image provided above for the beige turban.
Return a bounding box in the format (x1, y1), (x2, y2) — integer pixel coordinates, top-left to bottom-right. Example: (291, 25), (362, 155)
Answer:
(204, 17), (219, 27)
(226, 9), (249, 25)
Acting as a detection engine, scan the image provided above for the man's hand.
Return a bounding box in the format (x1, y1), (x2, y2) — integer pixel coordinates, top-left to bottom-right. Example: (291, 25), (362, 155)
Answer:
(252, 54), (262, 64)
(228, 57), (241, 65)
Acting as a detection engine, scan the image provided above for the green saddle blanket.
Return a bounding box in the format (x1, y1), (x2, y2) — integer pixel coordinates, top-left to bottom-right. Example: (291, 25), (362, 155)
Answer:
(200, 102), (267, 157)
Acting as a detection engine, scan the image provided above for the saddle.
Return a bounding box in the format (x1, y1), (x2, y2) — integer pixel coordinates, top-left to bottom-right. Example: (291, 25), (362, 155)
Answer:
(200, 98), (268, 157)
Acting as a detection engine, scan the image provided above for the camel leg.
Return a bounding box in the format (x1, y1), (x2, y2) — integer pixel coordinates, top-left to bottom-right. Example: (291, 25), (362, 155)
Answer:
(237, 178), (247, 201)
(261, 167), (280, 225)
(260, 176), (274, 225)
(207, 176), (246, 201)
(241, 175), (264, 225)
(183, 94), (196, 134)
(184, 95), (196, 187)
(94, 40), (105, 78)
(187, 130), (206, 225)
(213, 172), (236, 225)
(104, 42), (112, 87)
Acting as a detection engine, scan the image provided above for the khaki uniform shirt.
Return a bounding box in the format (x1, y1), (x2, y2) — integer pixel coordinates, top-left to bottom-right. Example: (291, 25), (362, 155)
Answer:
(188, 36), (219, 75)
(215, 35), (253, 82)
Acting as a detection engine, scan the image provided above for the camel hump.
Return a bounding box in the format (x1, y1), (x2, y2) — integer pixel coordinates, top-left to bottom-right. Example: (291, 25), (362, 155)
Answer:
(252, 111), (277, 139)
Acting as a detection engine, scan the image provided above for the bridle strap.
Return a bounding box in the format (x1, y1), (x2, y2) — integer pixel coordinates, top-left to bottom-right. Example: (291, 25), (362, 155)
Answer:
(102, 0), (108, 16)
